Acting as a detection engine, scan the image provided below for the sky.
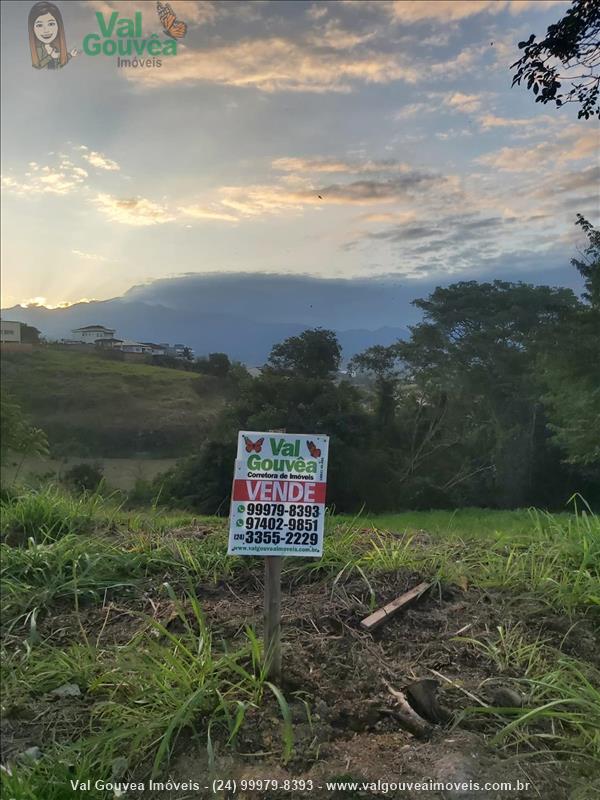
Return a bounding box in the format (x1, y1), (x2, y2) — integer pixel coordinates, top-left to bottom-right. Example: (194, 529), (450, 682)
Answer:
(1, 0), (597, 310)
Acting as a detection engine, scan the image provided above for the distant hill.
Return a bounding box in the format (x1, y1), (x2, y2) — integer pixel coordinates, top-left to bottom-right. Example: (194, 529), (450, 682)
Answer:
(1, 347), (229, 458)
(1, 273), (410, 364)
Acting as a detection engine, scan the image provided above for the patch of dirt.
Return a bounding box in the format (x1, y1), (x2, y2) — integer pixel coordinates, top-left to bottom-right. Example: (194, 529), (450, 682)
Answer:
(1, 696), (92, 763)
(2, 563), (597, 799)
(159, 573), (594, 799)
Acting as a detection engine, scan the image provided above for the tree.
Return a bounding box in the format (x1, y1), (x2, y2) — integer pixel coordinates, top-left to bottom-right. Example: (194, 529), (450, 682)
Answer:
(396, 281), (580, 507)
(539, 328), (600, 468)
(196, 352), (231, 378)
(20, 324), (41, 344)
(571, 213), (600, 307)
(156, 440), (237, 514)
(267, 328), (342, 378)
(511, 0), (600, 119)
(0, 391), (48, 464)
(349, 344), (401, 428)
(539, 217), (600, 470)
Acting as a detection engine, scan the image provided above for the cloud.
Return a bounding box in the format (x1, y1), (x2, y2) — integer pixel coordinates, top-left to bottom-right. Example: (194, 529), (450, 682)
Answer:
(367, 224), (443, 242)
(445, 92), (483, 113)
(81, 149), (120, 171)
(429, 42), (488, 77)
(477, 127), (598, 172)
(388, 1), (506, 22)
(346, 0), (567, 23)
(551, 165), (600, 194)
(20, 296), (94, 309)
(478, 114), (536, 129)
(362, 213), (509, 244)
(1, 146), (123, 202)
(356, 210), (418, 225)
(122, 35), (420, 92)
(307, 20), (377, 50)
(85, 1), (218, 28)
(179, 204), (239, 222)
(214, 167), (446, 217)
(272, 157), (416, 175)
(313, 172), (444, 203)
(435, 128), (473, 139)
(1, 158), (87, 196)
(560, 194), (600, 211)
(94, 194), (176, 226)
(72, 249), (108, 261)
(394, 102), (432, 120)
(105, 1), (554, 95)
(306, 4), (328, 20)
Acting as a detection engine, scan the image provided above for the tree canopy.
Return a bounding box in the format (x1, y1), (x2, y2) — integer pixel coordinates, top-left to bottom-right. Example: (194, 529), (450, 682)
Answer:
(267, 328), (342, 378)
(511, 0), (600, 119)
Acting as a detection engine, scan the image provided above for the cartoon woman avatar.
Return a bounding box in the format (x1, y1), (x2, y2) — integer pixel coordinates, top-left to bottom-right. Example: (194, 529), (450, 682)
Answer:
(28, 1), (78, 69)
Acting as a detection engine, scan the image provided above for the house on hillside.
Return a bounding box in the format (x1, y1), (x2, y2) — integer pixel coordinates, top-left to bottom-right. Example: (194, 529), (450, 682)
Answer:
(161, 343), (194, 359)
(140, 342), (166, 356)
(71, 324), (116, 343)
(95, 338), (153, 354)
(0, 320), (22, 343)
(95, 337), (124, 350)
(119, 340), (154, 354)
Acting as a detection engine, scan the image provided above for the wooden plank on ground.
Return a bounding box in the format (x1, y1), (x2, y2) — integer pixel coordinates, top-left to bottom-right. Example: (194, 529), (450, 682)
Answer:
(360, 581), (432, 631)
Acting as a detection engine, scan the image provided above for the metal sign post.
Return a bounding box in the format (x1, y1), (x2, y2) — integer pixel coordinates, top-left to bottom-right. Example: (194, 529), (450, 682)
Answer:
(227, 430), (329, 682)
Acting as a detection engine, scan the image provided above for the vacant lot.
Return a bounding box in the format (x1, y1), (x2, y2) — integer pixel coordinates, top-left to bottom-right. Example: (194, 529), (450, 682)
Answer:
(1, 348), (229, 457)
(1, 496), (598, 799)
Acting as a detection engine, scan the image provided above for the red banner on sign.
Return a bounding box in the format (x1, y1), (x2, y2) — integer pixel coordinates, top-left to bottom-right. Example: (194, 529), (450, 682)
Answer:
(233, 479), (327, 504)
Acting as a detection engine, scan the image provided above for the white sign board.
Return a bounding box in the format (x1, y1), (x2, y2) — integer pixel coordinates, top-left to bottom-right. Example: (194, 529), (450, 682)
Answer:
(228, 431), (329, 557)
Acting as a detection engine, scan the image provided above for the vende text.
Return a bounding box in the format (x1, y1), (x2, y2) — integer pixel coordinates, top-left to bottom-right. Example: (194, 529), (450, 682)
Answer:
(233, 480), (326, 503)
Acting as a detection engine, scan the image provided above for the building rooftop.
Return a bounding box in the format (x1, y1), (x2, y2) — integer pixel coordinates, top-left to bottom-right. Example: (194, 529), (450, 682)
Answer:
(72, 325), (115, 332)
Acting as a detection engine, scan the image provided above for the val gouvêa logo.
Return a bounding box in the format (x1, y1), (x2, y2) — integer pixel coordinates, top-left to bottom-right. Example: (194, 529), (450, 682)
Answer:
(29, 1), (186, 71)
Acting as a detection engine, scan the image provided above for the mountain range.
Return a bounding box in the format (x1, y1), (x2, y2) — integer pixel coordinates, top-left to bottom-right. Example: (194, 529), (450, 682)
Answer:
(2, 273), (416, 364)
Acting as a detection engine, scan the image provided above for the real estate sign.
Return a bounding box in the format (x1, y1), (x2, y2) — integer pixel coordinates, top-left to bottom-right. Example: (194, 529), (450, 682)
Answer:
(228, 431), (329, 557)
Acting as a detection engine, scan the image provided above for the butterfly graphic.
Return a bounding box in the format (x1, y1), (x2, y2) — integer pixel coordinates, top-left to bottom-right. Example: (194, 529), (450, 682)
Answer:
(156, 1), (187, 39)
(243, 436), (264, 453)
(307, 440), (321, 458)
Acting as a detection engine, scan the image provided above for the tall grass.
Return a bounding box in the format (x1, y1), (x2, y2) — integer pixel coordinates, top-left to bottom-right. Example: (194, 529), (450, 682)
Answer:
(0, 534), (144, 629)
(456, 628), (600, 771)
(0, 486), (113, 544)
(0, 485), (199, 544)
(355, 503), (600, 614)
(2, 589), (294, 793)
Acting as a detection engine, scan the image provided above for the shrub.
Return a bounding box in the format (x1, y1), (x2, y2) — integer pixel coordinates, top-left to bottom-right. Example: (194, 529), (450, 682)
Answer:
(63, 463), (104, 494)
(155, 439), (236, 514)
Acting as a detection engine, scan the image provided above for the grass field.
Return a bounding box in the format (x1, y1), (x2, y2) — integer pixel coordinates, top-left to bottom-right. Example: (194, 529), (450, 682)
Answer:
(1, 348), (229, 457)
(1, 457), (178, 491)
(1, 490), (598, 799)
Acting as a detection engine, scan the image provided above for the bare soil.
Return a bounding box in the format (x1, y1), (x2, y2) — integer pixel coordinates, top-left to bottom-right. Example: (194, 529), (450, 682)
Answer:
(2, 534), (598, 799)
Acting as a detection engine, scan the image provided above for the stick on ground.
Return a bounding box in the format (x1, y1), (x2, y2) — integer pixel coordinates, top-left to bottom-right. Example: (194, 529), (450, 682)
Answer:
(384, 680), (433, 739)
(360, 581), (432, 631)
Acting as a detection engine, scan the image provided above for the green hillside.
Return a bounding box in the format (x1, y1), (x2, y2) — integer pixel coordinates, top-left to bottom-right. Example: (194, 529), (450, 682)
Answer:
(1, 347), (228, 457)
